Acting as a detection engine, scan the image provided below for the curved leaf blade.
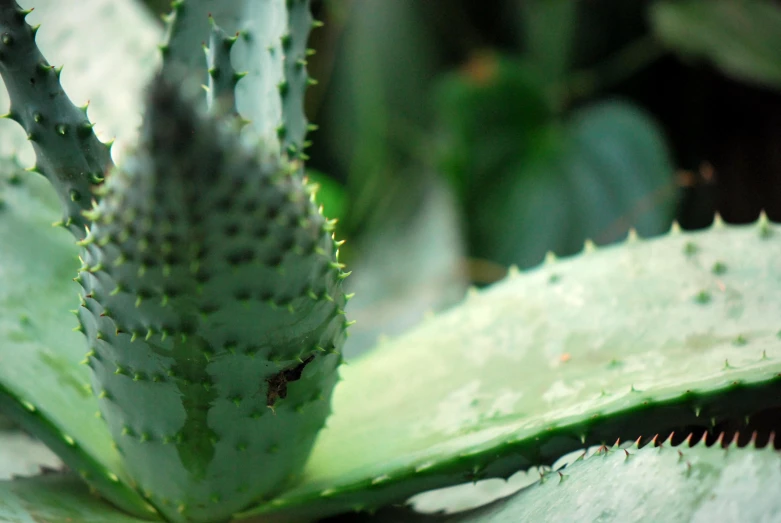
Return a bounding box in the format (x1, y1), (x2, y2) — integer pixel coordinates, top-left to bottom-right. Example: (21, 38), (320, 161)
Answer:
(0, 473), (151, 523)
(330, 438), (781, 522)
(241, 216), (781, 521)
(0, 165), (158, 519)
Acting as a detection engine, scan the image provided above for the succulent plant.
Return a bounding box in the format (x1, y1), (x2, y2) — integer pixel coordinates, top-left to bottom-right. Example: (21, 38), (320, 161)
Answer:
(0, 1), (779, 523)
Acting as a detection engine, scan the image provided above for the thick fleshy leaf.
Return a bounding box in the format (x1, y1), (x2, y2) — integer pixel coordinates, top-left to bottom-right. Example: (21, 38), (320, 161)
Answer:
(0, 165), (158, 519)
(329, 438), (781, 522)
(240, 216), (781, 521)
(0, 473), (150, 523)
(0, 0), (161, 165)
(651, 0), (781, 89)
(161, 0), (316, 157)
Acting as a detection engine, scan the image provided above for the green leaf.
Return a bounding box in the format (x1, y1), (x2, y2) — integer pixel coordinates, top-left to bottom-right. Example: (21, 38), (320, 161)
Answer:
(0, 2), (114, 239)
(240, 216), (781, 521)
(446, 438), (781, 522)
(332, 439), (781, 522)
(436, 55), (553, 206)
(438, 58), (676, 269)
(650, 0), (781, 89)
(519, 0), (577, 91)
(321, 0), (441, 237)
(0, 166), (158, 519)
(0, 0), (162, 164)
(306, 169), (347, 222)
(162, 0), (320, 161)
(477, 100), (675, 269)
(0, 473), (150, 523)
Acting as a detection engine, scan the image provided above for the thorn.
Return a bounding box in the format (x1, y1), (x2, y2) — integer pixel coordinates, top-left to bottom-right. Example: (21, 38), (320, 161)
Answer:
(758, 210), (772, 238)
(583, 239), (596, 253)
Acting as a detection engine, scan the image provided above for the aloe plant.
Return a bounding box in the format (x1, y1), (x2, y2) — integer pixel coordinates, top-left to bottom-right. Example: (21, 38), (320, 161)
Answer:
(0, 1), (779, 523)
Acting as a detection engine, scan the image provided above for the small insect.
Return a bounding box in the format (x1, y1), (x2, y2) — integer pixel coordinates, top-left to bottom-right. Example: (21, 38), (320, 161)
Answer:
(266, 354), (315, 407)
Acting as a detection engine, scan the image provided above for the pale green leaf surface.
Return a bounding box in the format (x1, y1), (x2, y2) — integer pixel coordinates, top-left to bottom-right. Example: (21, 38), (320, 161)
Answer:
(0, 473), (150, 523)
(242, 217), (781, 520)
(651, 0), (781, 89)
(444, 439), (781, 522)
(162, 0), (288, 153)
(0, 431), (61, 480)
(0, 168), (157, 519)
(335, 439), (781, 522)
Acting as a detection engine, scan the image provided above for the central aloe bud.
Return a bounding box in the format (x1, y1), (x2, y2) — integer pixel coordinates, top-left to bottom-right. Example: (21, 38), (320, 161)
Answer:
(75, 76), (348, 522)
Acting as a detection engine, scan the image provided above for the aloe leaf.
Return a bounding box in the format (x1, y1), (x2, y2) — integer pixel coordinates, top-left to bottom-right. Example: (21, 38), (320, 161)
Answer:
(240, 216), (781, 521)
(0, 164), (159, 519)
(446, 437), (781, 522)
(333, 437), (781, 522)
(162, 0), (286, 151)
(75, 76), (347, 523)
(162, 0), (316, 157)
(0, 473), (152, 523)
(204, 17), (242, 117)
(0, 0), (161, 165)
(278, 0), (316, 164)
(0, 0), (113, 238)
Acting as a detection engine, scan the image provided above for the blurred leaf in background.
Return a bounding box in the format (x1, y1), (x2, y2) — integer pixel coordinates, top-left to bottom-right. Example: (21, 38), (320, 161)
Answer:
(306, 168), (347, 222)
(311, 0), (470, 357)
(435, 52), (676, 277)
(133, 0), (781, 352)
(519, 0), (577, 106)
(651, 0), (781, 90)
(315, 0), (445, 240)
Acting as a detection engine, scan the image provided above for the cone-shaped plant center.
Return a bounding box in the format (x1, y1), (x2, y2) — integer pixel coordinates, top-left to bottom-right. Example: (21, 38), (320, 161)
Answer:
(74, 76), (348, 523)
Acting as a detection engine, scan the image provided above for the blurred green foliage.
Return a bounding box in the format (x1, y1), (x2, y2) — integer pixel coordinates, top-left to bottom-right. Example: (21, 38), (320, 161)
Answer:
(436, 56), (675, 269)
(138, 0), (781, 354)
(651, 0), (781, 88)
